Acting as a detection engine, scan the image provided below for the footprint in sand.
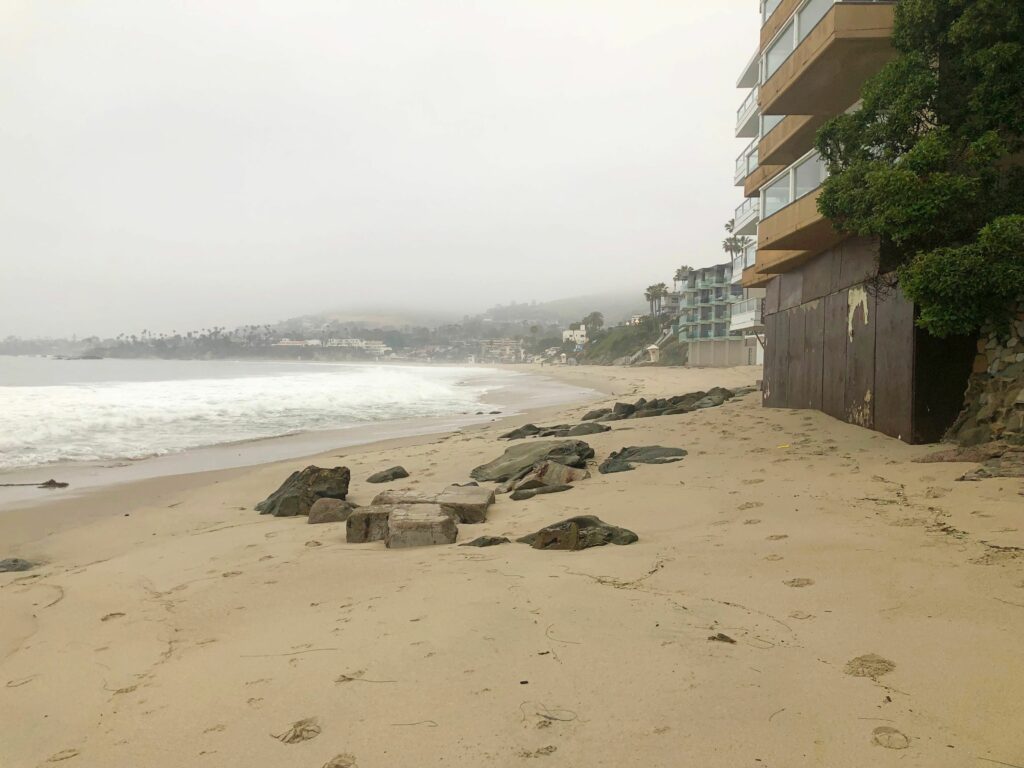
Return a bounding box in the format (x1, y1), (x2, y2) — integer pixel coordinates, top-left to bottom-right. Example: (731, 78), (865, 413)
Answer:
(738, 501), (763, 511)
(783, 578), (814, 588)
(46, 749), (80, 762)
(766, 534), (788, 541)
(845, 654), (895, 679)
(871, 726), (910, 749)
(742, 479), (765, 485)
(272, 717), (321, 744)
(323, 755), (358, 768)
(764, 554), (784, 561)
(101, 612), (125, 622)
(743, 519), (761, 525)
(789, 610), (813, 620)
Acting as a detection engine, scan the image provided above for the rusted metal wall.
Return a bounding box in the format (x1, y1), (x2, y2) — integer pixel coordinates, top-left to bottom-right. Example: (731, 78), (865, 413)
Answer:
(761, 237), (971, 443)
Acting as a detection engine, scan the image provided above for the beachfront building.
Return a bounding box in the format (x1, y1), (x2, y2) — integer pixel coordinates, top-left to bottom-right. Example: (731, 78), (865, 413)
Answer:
(562, 325), (588, 345)
(479, 338), (524, 363)
(672, 263), (763, 366)
(732, 0), (974, 442)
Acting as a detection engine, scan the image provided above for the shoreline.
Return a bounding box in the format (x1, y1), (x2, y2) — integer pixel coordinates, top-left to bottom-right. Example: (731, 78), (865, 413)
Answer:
(2, 363), (1022, 767)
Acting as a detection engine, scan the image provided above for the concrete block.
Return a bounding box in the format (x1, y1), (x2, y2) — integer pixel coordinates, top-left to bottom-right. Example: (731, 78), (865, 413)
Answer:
(437, 484), (495, 524)
(346, 507), (391, 543)
(385, 505), (457, 548)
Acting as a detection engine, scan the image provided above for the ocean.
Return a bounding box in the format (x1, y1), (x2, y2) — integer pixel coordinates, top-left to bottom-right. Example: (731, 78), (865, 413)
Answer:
(0, 357), (523, 472)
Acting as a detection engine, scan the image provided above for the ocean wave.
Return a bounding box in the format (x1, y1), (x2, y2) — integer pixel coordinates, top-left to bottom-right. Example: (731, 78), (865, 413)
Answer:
(0, 364), (493, 470)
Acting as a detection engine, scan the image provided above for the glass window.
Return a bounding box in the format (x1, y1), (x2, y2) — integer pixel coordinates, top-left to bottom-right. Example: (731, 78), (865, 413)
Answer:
(798, 0), (833, 40)
(762, 0), (784, 22)
(762, 173), (791, 217)
(764, 21), (794, 80)
(761, 114), (784, 137)
(794, 152), (828, 199)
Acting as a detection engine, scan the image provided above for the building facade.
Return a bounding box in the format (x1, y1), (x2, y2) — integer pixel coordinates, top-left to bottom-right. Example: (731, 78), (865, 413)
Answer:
(673, 263), (765, 366)
(733, 0), (974, 442)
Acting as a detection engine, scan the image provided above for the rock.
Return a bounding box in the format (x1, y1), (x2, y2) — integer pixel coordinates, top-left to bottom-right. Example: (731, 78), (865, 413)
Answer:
(706, 386), (735, 401)
(513, 460), (590, 490)
(598, 446), (687, 474)
(437, 484), (495, 524)
(669, 391), (705, 406)
(510, 484), (573, 501)
(499, 424), (543, 440)
(581, 408), (612, 421)
(628, 408), (668, 419)
(366, 466), (409, 483)
(517, 515), (638, 550)
(38, 479), (69, 489)
(564, 422), (611, 436)
(0, 558), (35, 573)
(256, 466), (350, 517)
(470, 440), (595, 483)
(346, 507), (392, 543)
(385, 505), (457, 548)
(692, 393), (728, 409)
(460, 536), (511, 547)
(612, 402), (636, 417)
(308, 498), (358, 524)
(371, 489), (438, 506)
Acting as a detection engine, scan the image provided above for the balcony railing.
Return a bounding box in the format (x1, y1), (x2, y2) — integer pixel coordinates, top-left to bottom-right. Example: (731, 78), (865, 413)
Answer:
(736, 85), (760, 137)
(734, 138), (760, 184)
(760, 150), (828, 219)
(730, 297), (764, 330)
(734, 197), (760, 236)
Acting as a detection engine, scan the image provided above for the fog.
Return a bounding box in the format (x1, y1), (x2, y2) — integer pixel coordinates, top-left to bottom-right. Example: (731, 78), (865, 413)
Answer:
(1, 1), (758, 337)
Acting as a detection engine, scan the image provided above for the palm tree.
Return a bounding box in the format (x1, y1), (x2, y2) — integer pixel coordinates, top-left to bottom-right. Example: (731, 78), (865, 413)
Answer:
(652, 282), (670, 314)
(582, 311), (604, 330)
(644, 286), (658, 316)
(673, 266), (692, 289)
(723, 218), (752, 259)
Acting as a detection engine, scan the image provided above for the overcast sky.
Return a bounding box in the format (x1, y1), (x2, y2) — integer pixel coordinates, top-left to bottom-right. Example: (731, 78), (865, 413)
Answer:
(1, 1), (758, 337)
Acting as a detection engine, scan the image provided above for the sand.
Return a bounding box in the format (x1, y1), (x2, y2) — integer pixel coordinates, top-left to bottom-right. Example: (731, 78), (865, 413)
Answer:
(1, 364), (1022, 768)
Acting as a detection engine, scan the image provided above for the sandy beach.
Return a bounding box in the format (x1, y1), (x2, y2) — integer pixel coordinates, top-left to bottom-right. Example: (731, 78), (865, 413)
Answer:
(2, 364), (1022, 768)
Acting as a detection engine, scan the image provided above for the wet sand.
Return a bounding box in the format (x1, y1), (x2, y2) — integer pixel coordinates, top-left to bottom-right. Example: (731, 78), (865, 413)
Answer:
(1, 364), (1022, 767)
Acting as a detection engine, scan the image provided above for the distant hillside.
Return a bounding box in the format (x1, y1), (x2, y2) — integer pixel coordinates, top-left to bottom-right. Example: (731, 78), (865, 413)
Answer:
(482, 290), (647, 327)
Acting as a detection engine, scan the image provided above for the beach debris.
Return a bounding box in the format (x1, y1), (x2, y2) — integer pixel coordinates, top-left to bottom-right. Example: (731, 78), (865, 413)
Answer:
(871, 726), (910, 750)
(308, 498), (358, 524)
(386, 505), (457, 548)
(598, 446), (687, 474)
(272, 717), (321, 744)
(0, 558), (36, 573)
(371, 489), (437, 506)
(470, 440), (594, 483)
(437, 484), (495, 524)
(255, 466), (350, 517)
(708, 632), (737, 644)
(366, 466), (409, 484)
(510, 484), (573, 501)
(844, 654), (896, 679)
(517, 515), (638, 551)
(460, 536), (511, 547)
(322, 754), (358, 768)
(346, 507), (391, 543)
(783, 578), (815, 588)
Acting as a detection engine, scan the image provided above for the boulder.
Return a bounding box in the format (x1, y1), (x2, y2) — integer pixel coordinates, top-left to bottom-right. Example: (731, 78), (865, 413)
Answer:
(366, 466), (409, 484)
(510, 484), (573, 501)
(437, 484), (495, 524)
(598, 446), (688, 474)
(564, 422), (611, 437)
(308, 498), (358, 524)
(385, 505), (457, 548)
(256, 466), (350, 517)
(346, 507), (392, 543)
(513, 460), (590, 490)
(612, 402), (636, 417)
(371, 489), (437, 506)
(0, 558), (35, 573)
(470, 440), (594, 483)
(629, 408), (668, 419)
(581, 408), (612, 421)
(460, 536), (511, 547)
(499, 424), (544, 441)
(517, 515), (638, 550)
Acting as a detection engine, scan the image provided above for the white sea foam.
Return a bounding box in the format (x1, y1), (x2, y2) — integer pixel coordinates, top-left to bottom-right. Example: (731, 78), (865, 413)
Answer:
(0, 361), (494, 470)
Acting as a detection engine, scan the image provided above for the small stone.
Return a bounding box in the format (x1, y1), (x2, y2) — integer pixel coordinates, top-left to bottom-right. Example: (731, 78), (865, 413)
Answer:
(510, 484), (573, 501)
(460, 536), (511, 547)
(366, 466), (409, 483)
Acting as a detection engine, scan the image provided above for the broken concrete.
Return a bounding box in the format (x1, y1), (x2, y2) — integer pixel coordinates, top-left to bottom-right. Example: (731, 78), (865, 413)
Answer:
(385, 505), (457, 548)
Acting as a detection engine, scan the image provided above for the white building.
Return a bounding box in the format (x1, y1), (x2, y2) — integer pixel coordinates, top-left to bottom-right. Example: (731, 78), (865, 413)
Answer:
(562, 325), (587, 344)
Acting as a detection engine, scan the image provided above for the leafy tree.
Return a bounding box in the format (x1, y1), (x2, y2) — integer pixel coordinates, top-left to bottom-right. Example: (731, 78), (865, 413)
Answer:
(815, 0), (1024, 337)
(582, 311), (604, 330)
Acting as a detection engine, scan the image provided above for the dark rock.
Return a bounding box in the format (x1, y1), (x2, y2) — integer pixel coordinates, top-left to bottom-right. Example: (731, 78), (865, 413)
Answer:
(517, 515), (638, 550)
(693, 393), (728, 409)
(255, 466), (351, 517)
(537, 425), (572, 437)
(612, 402), (636, 416)
(460, 536), (511, 547)
(581, 408), (612, 421)
(669, 391), (705, 406)
(470, 440), (595, 483)
(598, 445), (688, 474)
(510, 484), (573, 501)
(0, 558), (35, 573)
(513, 460), (590, 490)
(662, 406), (693, 416)
(366, 466), (409, 484)
(499, 424), (544, 440)
(628, 408), (668, 419)
(706, 386), (736, 401)
(38, 479), (69, 489)
(308, 498), (358, 524)
(564, 422), (611, 436)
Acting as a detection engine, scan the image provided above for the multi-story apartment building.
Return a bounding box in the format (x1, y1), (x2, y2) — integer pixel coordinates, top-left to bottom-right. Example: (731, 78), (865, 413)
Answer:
(733, 0), (975, 442)
(673, 263), (763, 366)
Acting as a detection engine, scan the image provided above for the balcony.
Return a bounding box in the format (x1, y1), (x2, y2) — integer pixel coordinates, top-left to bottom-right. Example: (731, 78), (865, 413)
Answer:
(734, 138), (760, 185)
(760, 1), (897, 116)
(737, 48), (760, 89)
(736, 86), (760, 138)
(730, 297), (764, 331)
(758, 151), (842, 258)
(759, 113), (830, 166)
(734, 197), (759, 236)
(731, 241), (758, 283)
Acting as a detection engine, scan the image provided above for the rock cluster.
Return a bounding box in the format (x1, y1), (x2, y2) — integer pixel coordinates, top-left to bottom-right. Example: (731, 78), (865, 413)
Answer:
(255, 466), (351, 517)
(470, 440), (594, 482)
(517, 515), (638, 550)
